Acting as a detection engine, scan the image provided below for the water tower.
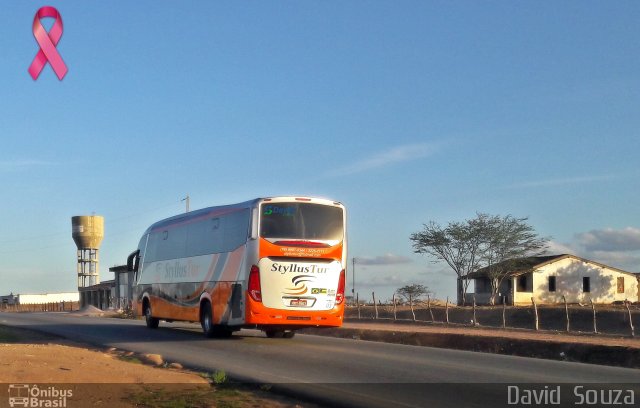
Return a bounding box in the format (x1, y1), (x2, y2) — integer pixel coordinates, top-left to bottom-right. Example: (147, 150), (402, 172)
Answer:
(71, 215), (104, 288)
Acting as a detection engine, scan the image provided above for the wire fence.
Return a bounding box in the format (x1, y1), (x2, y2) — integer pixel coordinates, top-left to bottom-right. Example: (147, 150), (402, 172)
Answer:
(0, 301), (80, 312)
(348, 293), (639, 337)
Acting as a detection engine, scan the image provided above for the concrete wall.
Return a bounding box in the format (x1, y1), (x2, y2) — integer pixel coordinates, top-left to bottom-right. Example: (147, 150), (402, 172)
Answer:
(80, 288), (111, 309)
(469, 278), (512, 305)
(114, 271), (135, 307)
(469, 293), (492, 304)
(513, 257), (638, 305)
(17, 292), (79, 304)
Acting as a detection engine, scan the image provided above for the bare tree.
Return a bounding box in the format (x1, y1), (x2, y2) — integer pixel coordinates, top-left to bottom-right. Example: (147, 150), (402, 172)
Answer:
(410, 218), (484, 305)
(411, 213), (548, 306)
(478, 214), (549, 305)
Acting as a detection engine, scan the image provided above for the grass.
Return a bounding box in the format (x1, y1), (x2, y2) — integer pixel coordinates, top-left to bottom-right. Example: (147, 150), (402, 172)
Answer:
(127, 385), (254, 408)
(200, 370), (228, 385)
(128, 371), (291, 408)
(117, 355), (143, 365)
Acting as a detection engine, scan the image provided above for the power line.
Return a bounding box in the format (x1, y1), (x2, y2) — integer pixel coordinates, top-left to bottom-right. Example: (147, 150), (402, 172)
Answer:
(0, 199), (183, 251)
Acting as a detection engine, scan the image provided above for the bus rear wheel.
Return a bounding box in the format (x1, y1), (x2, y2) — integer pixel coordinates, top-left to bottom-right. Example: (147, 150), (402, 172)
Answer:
(265, 329), (295, 339)
(144, 300), (159, 329)
(200, 302), (232, 338)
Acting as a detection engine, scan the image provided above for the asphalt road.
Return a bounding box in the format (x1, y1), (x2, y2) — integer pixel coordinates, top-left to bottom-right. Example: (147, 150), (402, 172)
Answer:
(1, 312), (639, 408)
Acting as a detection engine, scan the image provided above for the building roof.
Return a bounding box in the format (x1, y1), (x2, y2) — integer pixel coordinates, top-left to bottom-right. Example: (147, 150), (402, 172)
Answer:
(465, 254), (635, 279)
(79, 280), (115, 291)
(109, 265), (128, 274)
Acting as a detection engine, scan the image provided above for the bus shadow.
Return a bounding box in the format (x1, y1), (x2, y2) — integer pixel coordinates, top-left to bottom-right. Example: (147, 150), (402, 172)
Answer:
(4, 320), (262, 346)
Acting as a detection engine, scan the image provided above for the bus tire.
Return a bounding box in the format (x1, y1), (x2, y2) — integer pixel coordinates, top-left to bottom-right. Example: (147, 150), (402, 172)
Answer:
(266, 330), (295, 339)
(265, 330), (283, 338)
(201, 302), (216, 338)
(200, 302), (232, 338)
(144, 300), (159, 329)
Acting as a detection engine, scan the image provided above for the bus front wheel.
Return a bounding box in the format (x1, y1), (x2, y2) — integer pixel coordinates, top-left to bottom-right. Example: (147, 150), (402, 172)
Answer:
(144, 300), (159, 329)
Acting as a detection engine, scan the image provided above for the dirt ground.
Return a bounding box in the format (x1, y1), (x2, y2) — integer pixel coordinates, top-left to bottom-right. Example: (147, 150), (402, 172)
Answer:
(0, 325), (311, 408)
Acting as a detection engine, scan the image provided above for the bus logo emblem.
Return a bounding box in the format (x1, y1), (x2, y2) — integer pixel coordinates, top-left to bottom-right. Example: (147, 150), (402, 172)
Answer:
(283, 275), (315, 295)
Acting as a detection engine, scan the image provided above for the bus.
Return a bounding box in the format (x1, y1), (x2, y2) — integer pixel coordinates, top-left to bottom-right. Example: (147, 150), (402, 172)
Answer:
(127, 196), (347, 338)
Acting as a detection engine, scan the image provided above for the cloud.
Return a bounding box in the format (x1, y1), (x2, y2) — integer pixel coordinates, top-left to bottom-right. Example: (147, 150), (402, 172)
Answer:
(545, 240), (576, 255)
(363, 275), (410, 287)
(326, 142), (438, 177)
(356, 254), (413, 266)
(588, 251), (640, 270)
(0, 160), (58, 172)
(419, 266), (454, 277)
(504, 174), (614, 189)
(546, 227), (640, 272)
(575, 227), (640, 252)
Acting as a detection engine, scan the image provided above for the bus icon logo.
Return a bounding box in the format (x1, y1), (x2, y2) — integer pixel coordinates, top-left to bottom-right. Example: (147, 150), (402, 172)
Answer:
(8, 384), (29, 407)
(6, 384), (72, 407)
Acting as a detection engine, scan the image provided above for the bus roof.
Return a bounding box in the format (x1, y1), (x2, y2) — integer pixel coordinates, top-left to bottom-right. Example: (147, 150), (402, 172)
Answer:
(143, 196), (343, 234)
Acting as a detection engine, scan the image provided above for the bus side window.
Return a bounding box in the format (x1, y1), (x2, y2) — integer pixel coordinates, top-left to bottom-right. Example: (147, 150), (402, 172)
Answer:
(221, 209), (250, 252)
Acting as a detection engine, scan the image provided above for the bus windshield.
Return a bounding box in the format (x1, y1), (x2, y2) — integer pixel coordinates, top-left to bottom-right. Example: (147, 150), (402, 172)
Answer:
(260, 203), (344, 241)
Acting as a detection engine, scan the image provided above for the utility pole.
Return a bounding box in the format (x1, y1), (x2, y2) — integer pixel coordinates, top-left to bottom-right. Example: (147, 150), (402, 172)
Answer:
(352, 257), (356, 297)
(181, 195), (190, 213)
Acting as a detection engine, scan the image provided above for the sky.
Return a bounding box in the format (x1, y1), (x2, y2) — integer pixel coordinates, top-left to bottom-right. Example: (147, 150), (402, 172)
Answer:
(1, 1), (639, 302)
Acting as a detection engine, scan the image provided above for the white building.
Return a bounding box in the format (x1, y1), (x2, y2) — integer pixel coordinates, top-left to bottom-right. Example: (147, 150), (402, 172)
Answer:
(15, 292), (79, 305)
(465, 254), (639, 305)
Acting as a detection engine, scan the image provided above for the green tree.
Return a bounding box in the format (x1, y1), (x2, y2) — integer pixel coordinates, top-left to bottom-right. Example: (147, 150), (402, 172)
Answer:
(395, 284), (431, 303)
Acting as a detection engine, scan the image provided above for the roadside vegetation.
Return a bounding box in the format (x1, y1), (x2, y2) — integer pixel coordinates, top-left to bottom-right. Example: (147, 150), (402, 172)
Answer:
(126, 383), (300, 408)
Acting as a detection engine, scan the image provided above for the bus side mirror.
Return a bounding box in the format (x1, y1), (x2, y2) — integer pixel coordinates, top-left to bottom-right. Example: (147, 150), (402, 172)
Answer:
(127, 250), (140, 272)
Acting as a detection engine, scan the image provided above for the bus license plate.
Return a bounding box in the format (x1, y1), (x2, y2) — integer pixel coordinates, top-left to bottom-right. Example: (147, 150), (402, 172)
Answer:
(290, 299), (307, 307)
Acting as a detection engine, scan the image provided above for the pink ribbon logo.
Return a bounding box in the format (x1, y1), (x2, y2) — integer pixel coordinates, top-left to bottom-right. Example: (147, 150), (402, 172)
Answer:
(28, 6), (68, 80)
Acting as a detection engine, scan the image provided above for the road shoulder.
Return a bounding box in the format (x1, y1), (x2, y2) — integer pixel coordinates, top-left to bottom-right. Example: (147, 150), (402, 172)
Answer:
(300, 319), (640, 368)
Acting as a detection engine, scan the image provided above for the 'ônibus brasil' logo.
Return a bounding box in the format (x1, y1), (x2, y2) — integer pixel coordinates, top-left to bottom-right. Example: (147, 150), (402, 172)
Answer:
(8, 384), (72, 407)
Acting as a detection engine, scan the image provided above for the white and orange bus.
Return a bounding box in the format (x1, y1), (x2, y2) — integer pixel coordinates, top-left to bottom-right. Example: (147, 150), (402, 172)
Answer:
(128, 196), (346, 338)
